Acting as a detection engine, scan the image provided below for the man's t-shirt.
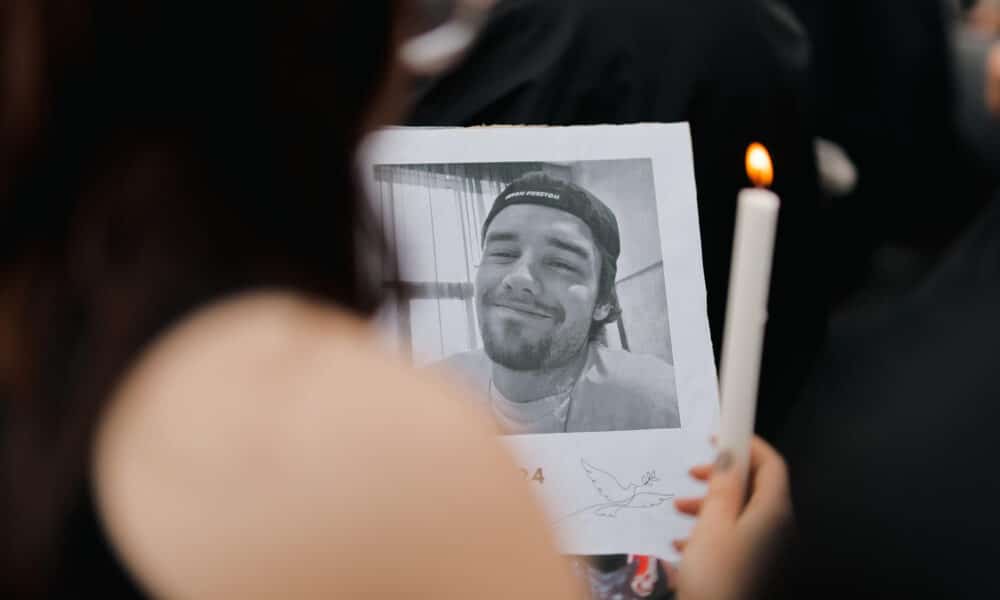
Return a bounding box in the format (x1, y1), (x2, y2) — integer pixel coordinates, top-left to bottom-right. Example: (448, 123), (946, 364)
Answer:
(439, 343), (680, 434)
(489, 382), (573, 434)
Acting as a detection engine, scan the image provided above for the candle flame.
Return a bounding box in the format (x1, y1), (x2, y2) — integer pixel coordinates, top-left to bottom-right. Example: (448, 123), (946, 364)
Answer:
(745, 143), (774, 188)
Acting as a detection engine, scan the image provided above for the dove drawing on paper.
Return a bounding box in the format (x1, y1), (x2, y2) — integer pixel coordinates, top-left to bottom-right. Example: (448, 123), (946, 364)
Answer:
(556, 460), (675, 523)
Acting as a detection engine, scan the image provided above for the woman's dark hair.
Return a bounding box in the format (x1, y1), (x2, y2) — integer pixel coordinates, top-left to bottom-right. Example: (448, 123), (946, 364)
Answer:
(0, 1), (403, 593)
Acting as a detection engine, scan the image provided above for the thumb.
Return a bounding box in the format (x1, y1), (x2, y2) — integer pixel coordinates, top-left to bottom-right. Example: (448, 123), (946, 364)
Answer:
(696, 450), (746, 525)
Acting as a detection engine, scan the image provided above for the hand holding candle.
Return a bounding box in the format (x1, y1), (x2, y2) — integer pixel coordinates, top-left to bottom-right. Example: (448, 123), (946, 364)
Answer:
(717, 143), (780, 484)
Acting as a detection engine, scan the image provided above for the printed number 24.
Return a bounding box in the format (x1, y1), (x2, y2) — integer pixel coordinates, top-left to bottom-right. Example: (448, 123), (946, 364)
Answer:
(520, 468), (545, 484)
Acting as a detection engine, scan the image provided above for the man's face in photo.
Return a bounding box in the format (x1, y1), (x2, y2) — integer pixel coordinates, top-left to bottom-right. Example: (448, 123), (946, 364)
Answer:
(476, 204), (610, 372)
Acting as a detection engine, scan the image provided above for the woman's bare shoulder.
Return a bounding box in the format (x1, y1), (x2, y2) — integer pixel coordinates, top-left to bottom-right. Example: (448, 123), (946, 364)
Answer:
(98, 290), (486, 439)
(92, 291), (576, 599)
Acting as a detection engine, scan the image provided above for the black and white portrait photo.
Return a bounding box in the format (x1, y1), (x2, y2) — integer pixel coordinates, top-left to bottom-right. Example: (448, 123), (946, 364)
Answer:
(362, 124), (717, 559)
(371, 159), (679, 435)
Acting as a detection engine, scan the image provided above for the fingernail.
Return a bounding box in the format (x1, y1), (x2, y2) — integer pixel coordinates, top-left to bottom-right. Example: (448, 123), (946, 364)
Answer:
(714, 450), (734, 472)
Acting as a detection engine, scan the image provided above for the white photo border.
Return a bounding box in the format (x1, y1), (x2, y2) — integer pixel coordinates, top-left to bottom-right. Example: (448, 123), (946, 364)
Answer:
(359, 124), (719, 559)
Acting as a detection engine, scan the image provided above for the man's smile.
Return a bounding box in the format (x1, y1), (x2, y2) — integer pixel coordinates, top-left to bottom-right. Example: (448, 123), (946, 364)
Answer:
(488, 299), (554, 320)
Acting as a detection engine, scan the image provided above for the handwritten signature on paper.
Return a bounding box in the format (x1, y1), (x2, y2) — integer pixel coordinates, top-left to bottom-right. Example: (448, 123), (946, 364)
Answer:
(556, 460), (675, 523)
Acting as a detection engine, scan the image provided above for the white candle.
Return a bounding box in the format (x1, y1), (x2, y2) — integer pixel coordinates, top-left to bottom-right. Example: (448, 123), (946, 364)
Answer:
(718, 146), (780, 482)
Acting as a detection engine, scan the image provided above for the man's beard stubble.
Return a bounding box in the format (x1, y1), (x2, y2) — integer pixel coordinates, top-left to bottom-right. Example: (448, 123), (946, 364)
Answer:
(481, 317), (556, 371)
(479, 306), (590, 372)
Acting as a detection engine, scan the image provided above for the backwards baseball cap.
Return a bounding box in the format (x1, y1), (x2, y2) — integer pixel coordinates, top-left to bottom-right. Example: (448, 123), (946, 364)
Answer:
(481, 172), (621, 262)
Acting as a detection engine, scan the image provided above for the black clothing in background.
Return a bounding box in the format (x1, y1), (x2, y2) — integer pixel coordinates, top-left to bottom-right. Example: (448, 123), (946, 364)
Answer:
(52, 485), (147, 598)
(780, 191), (1000, 598)
(408, 0), (829, 442)
(785, 0), (989, 302)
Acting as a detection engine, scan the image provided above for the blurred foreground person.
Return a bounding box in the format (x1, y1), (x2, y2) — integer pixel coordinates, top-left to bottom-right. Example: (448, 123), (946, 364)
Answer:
(0, 1), (571, 597)
(0, 1), (788, 598)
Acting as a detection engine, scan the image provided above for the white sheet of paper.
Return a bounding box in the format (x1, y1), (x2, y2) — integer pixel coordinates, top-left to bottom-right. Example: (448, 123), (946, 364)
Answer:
(360, 124), (718, 560)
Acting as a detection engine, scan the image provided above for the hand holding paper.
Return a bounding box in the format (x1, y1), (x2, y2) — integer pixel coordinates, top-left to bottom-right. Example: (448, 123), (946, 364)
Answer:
(673, 437), (793, 600)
